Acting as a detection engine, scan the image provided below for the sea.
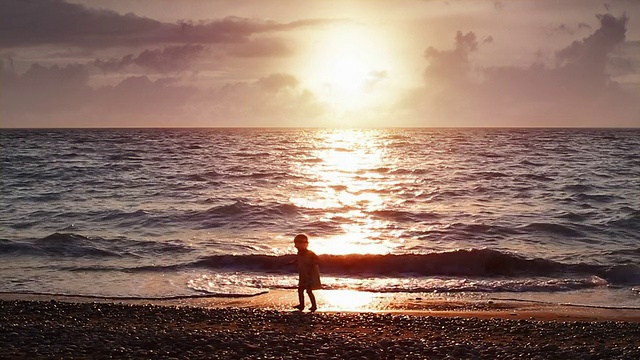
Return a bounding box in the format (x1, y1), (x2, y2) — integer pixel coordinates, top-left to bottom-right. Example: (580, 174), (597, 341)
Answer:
(1, 128), (639, 308)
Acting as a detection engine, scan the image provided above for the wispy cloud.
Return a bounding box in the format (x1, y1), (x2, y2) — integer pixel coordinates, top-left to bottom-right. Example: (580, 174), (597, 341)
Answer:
(93, 45), (207, 73)
(0, 0), (336, 48)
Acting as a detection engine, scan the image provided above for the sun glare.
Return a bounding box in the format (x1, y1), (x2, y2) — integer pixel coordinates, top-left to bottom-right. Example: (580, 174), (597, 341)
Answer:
(290, 130), (402, 255)
(299, 24), (396, 112)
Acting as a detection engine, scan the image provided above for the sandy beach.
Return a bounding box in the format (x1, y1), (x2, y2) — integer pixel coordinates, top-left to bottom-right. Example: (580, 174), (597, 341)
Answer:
(2, 291), (640, 359)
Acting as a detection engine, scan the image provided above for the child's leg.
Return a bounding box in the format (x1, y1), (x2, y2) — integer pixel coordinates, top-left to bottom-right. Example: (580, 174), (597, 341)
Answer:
(307, 289), (317, 311)
(296, 288), (305, 309)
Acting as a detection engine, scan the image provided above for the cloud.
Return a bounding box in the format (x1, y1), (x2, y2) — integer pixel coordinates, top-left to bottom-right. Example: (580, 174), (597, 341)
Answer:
(423, 31), (479, 89)
(410, 13), (639, 127)
(88, 76), (199, 126)
(553, 22), (595, 36)
(0, 0), (162, 48)
(1, 62), (92, 117)
(0, 60), (326, 127)
(0, 0), (335, 48)
(200, 76), (326, 127)
(556, 14), (627, 71)
(227, 38), (293, 58)
(608, 40), (639, 76)
(94, 45), (206, 73)
(257, 73), (299, 91)
(578, 22), (593, 30)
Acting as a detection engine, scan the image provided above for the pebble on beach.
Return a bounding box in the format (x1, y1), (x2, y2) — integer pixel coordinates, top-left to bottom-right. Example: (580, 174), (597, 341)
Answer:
(1, 300), (639, 359)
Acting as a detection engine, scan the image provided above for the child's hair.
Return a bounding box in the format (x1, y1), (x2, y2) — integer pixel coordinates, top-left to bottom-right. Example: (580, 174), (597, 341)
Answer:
(294, 234), (309, 244)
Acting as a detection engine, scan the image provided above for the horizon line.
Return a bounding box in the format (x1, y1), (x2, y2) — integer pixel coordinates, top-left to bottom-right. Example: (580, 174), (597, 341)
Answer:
(2, 126), (640, 130)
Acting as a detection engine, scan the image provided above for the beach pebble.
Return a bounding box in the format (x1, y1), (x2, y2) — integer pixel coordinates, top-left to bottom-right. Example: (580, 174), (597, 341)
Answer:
(1, 300), (639, 359)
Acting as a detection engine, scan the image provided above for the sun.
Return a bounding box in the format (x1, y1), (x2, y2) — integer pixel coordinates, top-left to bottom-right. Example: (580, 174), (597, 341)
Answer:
(298, 24), (396, 112)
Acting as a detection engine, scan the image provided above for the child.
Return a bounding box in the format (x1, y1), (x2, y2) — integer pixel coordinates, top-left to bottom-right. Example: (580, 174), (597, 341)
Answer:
(293, 234), (321, 312)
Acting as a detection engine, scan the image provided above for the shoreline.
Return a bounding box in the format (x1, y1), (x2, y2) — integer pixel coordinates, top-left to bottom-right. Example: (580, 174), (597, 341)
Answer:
(2, 298), (640, 359)
(2, 289), (640, 322)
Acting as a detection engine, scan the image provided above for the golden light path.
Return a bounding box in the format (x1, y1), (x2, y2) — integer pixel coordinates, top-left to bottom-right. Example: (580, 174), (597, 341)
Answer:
(290, 129), (402, 255)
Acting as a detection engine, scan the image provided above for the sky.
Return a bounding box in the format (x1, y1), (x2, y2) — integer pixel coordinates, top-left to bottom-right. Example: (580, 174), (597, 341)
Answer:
(1, 0), (639, 128)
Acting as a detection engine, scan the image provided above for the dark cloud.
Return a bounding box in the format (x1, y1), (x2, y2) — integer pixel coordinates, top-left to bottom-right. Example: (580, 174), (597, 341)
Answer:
(94, 45), (206, 73)
(0, 0), (336, 48)
(415, 13), (638, 126)
(0, 0), (162, 48)
(556, 14), (627, 73)
(424, 31), (479, 89)
(578, 22), (593, 30)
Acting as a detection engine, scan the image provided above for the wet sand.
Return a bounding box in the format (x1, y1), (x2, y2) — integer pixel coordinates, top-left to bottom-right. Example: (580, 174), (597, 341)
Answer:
(2, 289), (639, 322)
(1, 291), (640, 359)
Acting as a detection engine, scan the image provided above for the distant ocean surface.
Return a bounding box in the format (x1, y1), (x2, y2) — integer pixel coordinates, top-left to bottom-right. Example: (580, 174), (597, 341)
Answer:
(1, 128), (639, 308)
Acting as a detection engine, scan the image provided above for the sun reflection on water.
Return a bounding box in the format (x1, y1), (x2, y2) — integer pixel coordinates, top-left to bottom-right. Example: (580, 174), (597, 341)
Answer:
(290, 129), (401, 255)
(319, 289), (378, 312)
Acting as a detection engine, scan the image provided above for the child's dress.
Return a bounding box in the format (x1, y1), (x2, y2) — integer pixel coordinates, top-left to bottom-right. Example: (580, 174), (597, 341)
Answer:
(297, 250), (321, 290)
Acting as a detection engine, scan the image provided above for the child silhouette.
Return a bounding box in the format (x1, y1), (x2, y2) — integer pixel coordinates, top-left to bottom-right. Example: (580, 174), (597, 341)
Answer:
(292, 234), (321, 312)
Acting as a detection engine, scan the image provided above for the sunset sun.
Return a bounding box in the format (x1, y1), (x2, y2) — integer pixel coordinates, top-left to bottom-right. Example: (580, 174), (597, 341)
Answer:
(299, 24), (396, 111)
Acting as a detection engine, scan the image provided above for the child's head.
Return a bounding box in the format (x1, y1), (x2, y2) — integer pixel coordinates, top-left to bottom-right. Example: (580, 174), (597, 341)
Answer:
(293, 234), (309, 251)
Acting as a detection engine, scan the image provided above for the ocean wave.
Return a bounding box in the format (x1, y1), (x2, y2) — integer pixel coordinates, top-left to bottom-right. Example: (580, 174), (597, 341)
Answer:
(522, 174), (554, 182)
(520, 159), (544, 167)
(605, 211), (640, 230)
(519, 222), (585, 237)
(98, 209), (148, 221)
(0, 233), (193, 258)
(184, 174), (209, 182)
(475, 171), (509, 179)
(242, 171), (291, 179)
(607, 248), (640, 257)
(191, 201), (301, 220)
(106, 153), (143, 161)
(601, 264), (640, 285)
(394, 168), (432, 175)
(186, 273), (609, 294)
(310, 277), (609, 293)
(571, 193), (621, 203)
(556, 211), (594, 222)
(445, 223), (522, 236)
(367, 210), (440, 222)
(107, 249), (639, 286)
(562, 184), (594, 192)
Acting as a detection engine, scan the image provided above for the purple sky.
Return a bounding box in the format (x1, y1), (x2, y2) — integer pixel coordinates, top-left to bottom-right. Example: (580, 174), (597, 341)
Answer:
(1, 0), (639, 127)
